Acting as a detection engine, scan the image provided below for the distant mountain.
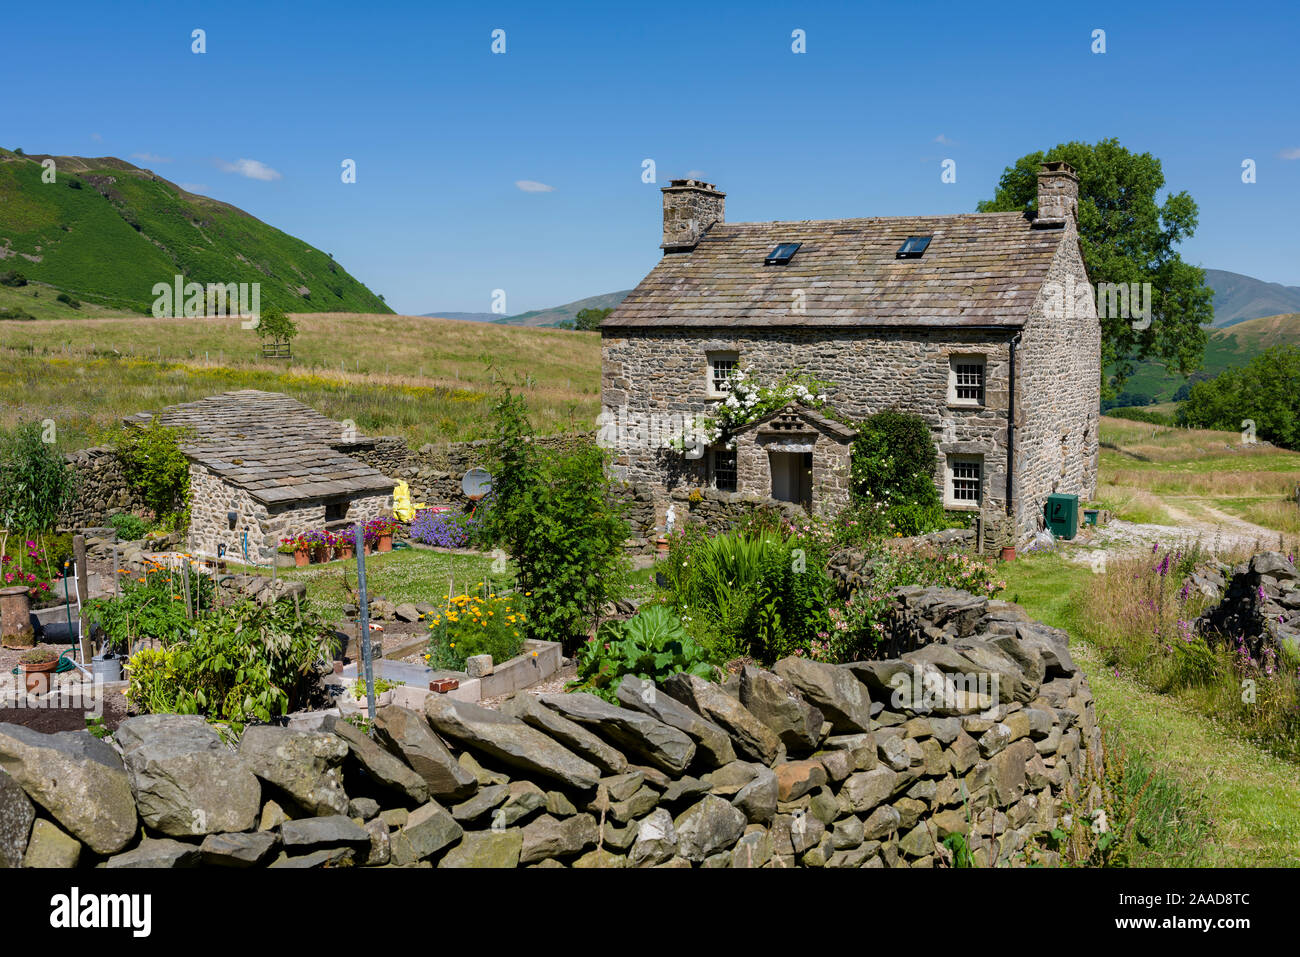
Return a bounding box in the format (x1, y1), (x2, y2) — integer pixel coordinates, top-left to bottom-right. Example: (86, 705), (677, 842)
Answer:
(1205, 269), (1300, 328)
(421, 289), (632, 328)
(0, 149), (390, 315)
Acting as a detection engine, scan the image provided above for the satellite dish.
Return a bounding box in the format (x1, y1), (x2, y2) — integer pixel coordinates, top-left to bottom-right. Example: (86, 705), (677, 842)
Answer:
(462, 468), (493, 501)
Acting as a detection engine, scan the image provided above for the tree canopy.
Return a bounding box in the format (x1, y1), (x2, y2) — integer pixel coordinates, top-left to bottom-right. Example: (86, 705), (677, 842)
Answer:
(1176, 346), (1300, 451)
(253, 305), (298, 343)
(979, 138), (1212, 393)
(574, 307), (612, 331)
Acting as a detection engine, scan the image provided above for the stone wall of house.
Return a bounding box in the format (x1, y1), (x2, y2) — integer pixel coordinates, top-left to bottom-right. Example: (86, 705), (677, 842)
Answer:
(0, 587), (1101, 869)
(601, 327), (1016, 534)
(61, 447), (146, 528)
(1015, 225), (1102, 539)
(187, 465), (391, 566)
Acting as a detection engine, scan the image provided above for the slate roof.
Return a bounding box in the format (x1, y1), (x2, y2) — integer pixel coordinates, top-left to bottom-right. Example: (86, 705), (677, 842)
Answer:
(124, 390), (393, 505)
(603, 211), (1065, 329)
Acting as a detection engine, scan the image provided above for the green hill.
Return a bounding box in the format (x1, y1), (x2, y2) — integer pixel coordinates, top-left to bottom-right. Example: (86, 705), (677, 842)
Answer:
(0, 149), (390, 315)
(1110, 312), (1300, 405)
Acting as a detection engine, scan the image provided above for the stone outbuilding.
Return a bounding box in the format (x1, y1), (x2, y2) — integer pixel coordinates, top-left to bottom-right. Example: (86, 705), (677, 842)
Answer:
(600, 162), (1101, 541)
(124, 390), (394, 565)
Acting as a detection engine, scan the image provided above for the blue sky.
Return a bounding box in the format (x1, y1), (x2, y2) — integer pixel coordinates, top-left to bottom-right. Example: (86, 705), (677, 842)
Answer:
(4, 0), (1299, 315)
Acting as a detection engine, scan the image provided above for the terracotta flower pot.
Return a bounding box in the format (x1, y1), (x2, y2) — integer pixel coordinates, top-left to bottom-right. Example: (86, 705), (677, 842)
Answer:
(294, 548), (309, 567)
(311, 545), (328, 564)
(377, 533), (393, 553)
(336, 543), (355, 561)
(1000, 545), (1016, 562)
(23, 658), (58, 695)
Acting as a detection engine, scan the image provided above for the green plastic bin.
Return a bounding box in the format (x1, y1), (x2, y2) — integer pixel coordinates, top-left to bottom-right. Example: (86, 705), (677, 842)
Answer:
(1045, 493), (1080, 540)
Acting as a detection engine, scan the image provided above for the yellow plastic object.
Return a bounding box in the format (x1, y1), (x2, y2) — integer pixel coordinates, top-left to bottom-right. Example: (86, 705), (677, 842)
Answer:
(392, 480), (426, 523)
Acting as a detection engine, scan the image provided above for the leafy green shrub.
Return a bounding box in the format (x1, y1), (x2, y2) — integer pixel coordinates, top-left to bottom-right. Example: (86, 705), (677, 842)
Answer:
(1105, 406), (1174, 426)
(850, 410), (945, 535)
(55, 292), (81, 309)
(426, 586), (527, 671)
(568, 604), (717, 704)
(126, 597), (338, 726)
(481, 389), (629, 653)
(663, 525), (834, 664)
(0, 270), (27, 287)
(0, 307), (36, 320)
(0, 422), (77, 531)
(108, 512), (150, 541)
(114, 421), (192, 527)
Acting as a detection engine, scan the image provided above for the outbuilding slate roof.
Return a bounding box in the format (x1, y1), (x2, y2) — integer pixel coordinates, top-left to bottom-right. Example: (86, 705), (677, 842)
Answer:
(123, 390), (393, 505)
(603, 211), (1063, 329)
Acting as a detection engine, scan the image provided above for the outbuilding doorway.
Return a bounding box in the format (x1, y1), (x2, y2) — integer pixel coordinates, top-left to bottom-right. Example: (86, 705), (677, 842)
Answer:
(769, 450), (812, 509)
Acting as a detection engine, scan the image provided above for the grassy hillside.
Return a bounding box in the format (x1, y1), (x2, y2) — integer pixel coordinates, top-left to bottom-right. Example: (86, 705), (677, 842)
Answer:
(0, 149), (389, 315)
(0, 312), (601, 448)
(1112, 311), (1300, 403)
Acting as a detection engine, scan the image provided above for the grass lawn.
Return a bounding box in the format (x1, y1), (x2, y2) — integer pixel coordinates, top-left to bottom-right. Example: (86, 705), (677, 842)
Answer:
(231, 547), (506, 623)
(1002, 551), (1300, 866)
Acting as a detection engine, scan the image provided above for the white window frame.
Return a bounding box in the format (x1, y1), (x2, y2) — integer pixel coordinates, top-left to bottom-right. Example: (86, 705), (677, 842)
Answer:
(948, 355), (986, 407)
(945, 454), (983, 509)
(706, 351), (739, 397)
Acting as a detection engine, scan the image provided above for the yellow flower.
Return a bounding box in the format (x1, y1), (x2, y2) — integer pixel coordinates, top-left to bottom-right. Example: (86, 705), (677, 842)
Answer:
(450, 643), (456, 649)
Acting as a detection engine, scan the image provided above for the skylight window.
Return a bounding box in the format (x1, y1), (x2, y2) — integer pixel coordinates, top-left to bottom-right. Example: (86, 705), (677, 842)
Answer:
(765, 242), (801, 265)
(896, 235), (932, 259)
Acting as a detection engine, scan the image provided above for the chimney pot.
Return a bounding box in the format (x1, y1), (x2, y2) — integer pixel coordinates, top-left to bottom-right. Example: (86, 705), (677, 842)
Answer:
(661, 179), (725, 251)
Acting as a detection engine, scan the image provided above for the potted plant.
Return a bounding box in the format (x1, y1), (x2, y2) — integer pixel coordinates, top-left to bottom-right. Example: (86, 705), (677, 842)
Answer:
(366, 517), (397, 553)
(19, 647), (59, 694)
(1000, 530), (1017, 562)
(303, 530), (329, 564)
(278, 536), (307, 567)
(334, 531), (355, 561)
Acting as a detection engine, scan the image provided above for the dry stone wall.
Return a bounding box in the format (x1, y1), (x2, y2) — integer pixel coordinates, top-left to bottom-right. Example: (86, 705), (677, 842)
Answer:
(61, 447), (144, 528)
(0, 587), (1100, 869)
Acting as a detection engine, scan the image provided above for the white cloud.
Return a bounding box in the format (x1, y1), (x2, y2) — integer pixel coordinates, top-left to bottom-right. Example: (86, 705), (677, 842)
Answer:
(217, 158), (283, 181)
(131, 152), (172, 164)
(90, 132), (102, 142)
(686, 169), (707, 179)
(515, 179), (555, 192)
(1279, 147), (1300, 160)
(934, 134), (953, 145)
(179, 183), (208, 193)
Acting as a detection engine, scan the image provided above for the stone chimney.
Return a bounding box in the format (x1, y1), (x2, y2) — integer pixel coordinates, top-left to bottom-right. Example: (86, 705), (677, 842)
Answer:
(661, 179), (725, 251)
(1036, 161), (1079, 226)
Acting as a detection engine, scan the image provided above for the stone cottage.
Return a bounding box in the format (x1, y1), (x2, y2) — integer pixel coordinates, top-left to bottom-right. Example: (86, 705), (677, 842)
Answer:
(600, 163), (1101, 541)
(123, 391), (394, 565)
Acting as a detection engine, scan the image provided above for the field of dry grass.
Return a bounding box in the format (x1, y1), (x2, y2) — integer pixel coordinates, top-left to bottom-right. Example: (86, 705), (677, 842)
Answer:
(0, 312), (602, 448)
(1097, 416), (1300, 534)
